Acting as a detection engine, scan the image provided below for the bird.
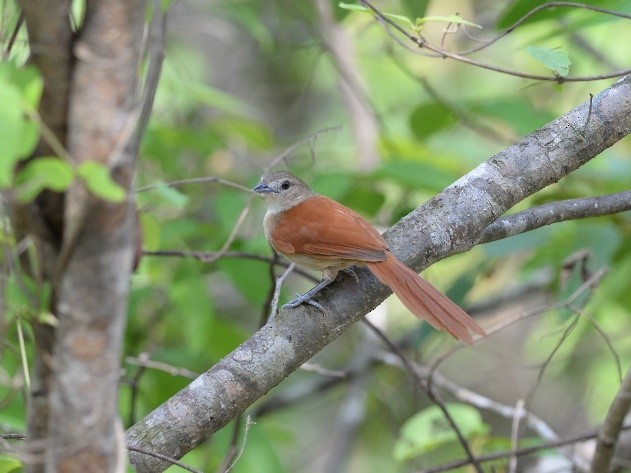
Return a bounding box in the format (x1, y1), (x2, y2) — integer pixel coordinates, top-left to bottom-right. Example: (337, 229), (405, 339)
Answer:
(253, 171), (485, 344)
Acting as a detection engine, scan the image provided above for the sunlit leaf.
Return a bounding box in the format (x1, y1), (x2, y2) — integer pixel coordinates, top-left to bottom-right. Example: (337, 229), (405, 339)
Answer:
(77, 161), (126, 202)
(527, 45), (571, 76)
(338, 3), (415, 29)
(0, 455), (23, 473)
(393, 403), (490, 461)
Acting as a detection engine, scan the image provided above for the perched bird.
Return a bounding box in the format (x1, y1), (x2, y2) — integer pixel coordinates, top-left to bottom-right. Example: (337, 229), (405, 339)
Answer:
(254, 171), (485, 344)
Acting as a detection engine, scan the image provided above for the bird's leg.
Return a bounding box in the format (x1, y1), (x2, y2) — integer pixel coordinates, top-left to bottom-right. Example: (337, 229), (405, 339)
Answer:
(283, 269), (338, 311)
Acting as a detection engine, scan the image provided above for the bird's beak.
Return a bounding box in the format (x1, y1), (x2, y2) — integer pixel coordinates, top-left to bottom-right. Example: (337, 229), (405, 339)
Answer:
(253, 182), (276, 194)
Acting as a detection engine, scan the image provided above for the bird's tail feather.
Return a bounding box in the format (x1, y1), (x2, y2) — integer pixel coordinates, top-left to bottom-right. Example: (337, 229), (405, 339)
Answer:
(367, 253), (485, 344)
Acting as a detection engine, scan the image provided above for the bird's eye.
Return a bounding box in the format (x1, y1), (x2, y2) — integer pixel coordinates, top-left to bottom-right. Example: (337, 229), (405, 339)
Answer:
(280, 180), (291, 190)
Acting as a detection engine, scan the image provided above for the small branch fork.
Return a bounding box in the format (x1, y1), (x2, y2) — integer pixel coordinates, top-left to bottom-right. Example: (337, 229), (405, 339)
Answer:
(359, 0), (631, 83)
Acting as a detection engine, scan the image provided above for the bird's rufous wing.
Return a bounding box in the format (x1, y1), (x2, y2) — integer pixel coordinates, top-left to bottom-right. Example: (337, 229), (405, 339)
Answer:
(271, 196), (387, 262)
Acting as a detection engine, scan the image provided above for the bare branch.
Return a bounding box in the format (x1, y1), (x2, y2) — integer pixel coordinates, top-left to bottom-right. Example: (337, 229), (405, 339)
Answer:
(360, 0), (631, 83)
(479, 191), (631, 244)
(125, 0), (166, 160)
(143, 249), (318, 282)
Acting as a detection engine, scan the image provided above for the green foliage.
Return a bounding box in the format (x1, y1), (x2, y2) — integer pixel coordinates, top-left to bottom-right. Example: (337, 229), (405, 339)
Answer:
(0, 62), (41, 187)
(375, 160), (459, 193)
(393, 403), (490, 462)
(0, 455), (23, 473)
(77, 161), (126, 202)
(527, 45), (571, 77)
(338, 3), (481, 32)
(13, 158), (127, 203)
(496, 0), (631, 29)
(399, 0), (430, 19)
(4, 1), (631, 472)
(13, 157), (73, 202)
(409, 102), (457, 139)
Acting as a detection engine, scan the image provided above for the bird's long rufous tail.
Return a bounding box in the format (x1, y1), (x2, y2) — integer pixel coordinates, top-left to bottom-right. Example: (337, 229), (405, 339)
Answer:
(366, 253), (485, 344)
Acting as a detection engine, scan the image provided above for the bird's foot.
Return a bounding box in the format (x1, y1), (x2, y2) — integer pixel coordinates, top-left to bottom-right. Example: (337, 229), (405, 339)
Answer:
(283, 293), (326, 312)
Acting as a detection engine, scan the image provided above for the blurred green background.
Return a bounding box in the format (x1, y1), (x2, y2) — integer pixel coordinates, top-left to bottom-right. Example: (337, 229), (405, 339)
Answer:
(2, 0), (631, 471)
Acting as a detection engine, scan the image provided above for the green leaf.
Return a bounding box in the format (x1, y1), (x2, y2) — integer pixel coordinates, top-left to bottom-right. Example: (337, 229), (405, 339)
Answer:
(338, 2), (372, 12)
(375, 161), (458, 192)
(139, 213), (162, 251)
(0, 63), (43, 187)
(338, 3), (416, 29)
(416, 15), (482, 29)
(186, 82), (257, 116)
(393, 403), (490, 461)
(338, 4), (481, 31)
(527, 45), (571, 76)
(400, 0), (430, 19)
(77, 161), (126, 202)
(151, 182), (190, 209)
(0, 455), (23, 473)
(409, 102), (457, 139)
(0, 83), (28, 187)
(472, 97), (555, 136)
(340, 184), (385, 217)
(1, 64), (43, 108)
(14, 157), (74, 202)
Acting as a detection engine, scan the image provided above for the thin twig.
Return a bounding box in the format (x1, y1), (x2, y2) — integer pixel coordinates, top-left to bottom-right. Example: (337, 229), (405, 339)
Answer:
(300, 362), (347, 378)
(269, 262), (296, 322)
(509, 399), (525, 473)
(127, 446), (202, 473)
(216, 415), (243, 473)
(360, 0), (631, 83)
(125, 354), (199, 379)
(265, 125), (341, 171)
(143, 249), (318, 282)
(420, 424), (631, 473)
(456, 2), (631, 56)
(202, 197), (253, 264)
(361, 318), (485, 473)
(223, 416), (254, 473)
(135, 176), (255, 195)
(2, 12), (23, 59)
(125, 0), (166, 159)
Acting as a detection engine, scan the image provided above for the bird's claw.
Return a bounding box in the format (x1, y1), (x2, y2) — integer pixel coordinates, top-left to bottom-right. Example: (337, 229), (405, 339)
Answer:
(283, 293), (326, 312)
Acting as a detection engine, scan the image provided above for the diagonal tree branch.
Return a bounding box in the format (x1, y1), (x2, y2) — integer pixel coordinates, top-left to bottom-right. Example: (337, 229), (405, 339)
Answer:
(127, 74), (631, 471)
